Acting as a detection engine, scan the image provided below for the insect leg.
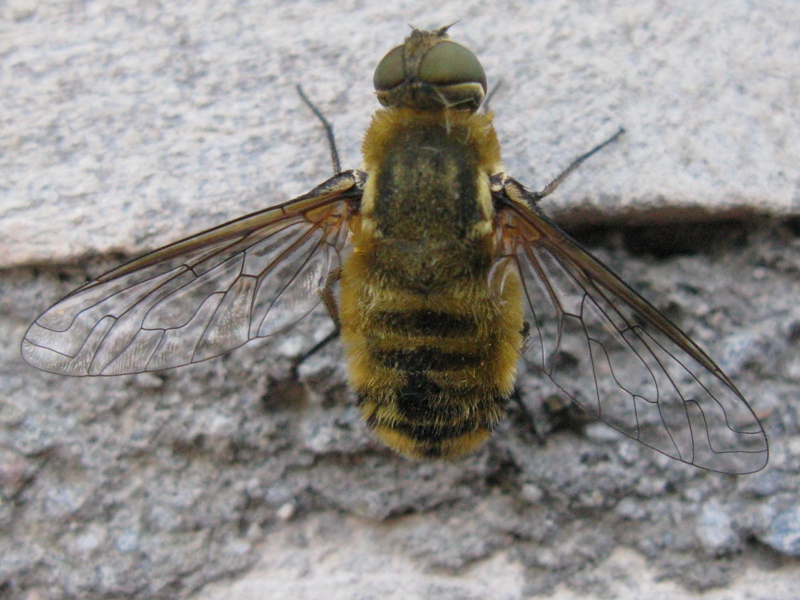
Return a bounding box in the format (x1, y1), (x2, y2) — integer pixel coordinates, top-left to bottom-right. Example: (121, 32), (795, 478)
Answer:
(319, 266), (342, 330)
(542, 394), (593, 435)
(290, 329), (340, 376)
(520, 319), (531, 342)
(296, 85), (342, 175)
(290, 266), (342, 375)
(509, 389), (545, 446)
(528, 127), (625, 204)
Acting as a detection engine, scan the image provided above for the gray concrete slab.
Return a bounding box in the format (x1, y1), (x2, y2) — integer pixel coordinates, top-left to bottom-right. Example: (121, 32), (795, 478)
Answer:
(2, 0), (798, 267)
(3, 2), (800, 599)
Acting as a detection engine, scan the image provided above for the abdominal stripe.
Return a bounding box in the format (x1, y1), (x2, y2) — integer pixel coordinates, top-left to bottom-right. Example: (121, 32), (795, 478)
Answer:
(360, 387), (496, 442)
(362, 372), (503, 428)
(393, 420), (485, 442)
(373, 347), (483, 372)
(375, 310), (477, 337)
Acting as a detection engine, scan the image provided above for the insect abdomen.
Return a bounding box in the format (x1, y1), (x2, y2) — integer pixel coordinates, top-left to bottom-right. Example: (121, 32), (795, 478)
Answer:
(340, 269), (523, 458)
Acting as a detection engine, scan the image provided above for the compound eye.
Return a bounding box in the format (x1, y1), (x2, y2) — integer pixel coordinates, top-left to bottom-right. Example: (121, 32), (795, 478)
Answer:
(373, 45), (405, 91)
(418, 41), (487, 92)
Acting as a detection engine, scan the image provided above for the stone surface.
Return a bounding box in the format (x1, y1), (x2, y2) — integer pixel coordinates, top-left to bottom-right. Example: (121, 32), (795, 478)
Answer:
(3, 0), (799, 267)
(2, 1), (800, 599)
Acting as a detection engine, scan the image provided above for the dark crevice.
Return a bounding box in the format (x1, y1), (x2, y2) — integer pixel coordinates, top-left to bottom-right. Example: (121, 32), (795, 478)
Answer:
(561, 216), (763, 259)
(782, 215), (800, 237)
(4, 213), (794, 278)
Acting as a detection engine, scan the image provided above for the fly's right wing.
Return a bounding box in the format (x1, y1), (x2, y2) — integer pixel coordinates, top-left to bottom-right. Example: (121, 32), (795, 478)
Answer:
(494, 177), (768, 474)
(22, 172), (364, 376)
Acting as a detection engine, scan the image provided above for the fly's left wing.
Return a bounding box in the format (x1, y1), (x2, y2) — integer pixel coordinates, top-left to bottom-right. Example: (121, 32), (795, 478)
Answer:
(494, 177), (768, 474)
(22, 172), (364, 376)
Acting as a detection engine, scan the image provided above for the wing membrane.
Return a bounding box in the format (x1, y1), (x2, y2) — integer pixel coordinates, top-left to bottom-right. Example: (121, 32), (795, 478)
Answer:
(498, 189), (768, 474)
(22, 172), (363, 376)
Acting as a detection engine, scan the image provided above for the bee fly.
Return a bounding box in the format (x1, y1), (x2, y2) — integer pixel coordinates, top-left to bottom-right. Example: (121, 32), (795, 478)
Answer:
(22, 27), (768, 473)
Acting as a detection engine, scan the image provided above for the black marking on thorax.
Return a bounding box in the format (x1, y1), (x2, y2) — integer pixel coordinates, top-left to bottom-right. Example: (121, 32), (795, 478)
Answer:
(372, 122), (483, 241)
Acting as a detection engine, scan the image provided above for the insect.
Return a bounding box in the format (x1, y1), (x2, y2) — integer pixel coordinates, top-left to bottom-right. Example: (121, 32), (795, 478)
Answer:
(22, 27), (768, 473)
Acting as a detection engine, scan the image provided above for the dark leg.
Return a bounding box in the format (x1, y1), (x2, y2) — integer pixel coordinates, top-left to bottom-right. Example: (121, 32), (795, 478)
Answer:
(510, 389), (546, 446)
(542, 394), (594, 435)
(530, 127), (625, 204)
(296, 85), (342, 176)
(290, 329), (340, 377)
(291, 267), (342, 376)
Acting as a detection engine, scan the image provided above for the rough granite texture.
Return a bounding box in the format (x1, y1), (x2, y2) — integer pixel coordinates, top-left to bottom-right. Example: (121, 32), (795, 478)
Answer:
(2, 1), (799, 599)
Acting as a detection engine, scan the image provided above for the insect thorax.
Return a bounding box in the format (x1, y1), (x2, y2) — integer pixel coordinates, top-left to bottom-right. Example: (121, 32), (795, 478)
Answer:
(355, 107), (502, 288)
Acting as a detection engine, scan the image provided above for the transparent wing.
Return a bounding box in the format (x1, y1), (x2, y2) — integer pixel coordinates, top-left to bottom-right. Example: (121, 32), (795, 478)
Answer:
(496, 187), (768, 474)
(22, 172), (363, 376)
